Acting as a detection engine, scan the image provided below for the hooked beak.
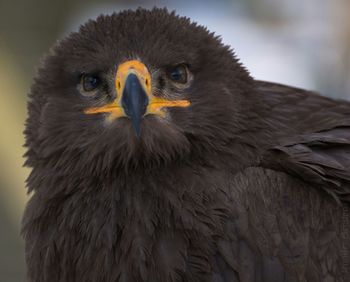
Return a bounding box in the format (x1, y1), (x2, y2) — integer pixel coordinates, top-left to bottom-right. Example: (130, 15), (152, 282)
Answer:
(121, 73), (149, 137)
(84, 60), (190, 137)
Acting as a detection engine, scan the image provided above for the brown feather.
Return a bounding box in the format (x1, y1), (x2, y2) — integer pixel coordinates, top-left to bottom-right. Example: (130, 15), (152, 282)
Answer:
(22, 8), (350, 282)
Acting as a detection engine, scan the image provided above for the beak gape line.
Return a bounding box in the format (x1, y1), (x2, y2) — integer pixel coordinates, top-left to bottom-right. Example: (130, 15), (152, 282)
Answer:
(84, 60), (191, 137)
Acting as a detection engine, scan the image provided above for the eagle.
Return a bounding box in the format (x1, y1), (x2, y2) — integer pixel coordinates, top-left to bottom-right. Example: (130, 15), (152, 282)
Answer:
(22, 8), (350, 282)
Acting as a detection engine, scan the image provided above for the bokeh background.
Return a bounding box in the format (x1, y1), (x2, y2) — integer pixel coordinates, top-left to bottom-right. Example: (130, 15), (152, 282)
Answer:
(0, 0), (349, 280)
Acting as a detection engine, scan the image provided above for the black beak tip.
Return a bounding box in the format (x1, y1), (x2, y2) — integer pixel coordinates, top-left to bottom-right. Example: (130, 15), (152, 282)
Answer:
(132, 119), (142, 138)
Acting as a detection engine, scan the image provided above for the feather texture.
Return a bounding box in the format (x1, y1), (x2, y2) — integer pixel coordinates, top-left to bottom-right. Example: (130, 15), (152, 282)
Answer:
(22, 9), (350, 282)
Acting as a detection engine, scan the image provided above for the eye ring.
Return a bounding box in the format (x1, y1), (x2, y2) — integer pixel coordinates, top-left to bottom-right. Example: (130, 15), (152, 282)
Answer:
(81, 74), (101, 92)
(166, 64), (188, 84)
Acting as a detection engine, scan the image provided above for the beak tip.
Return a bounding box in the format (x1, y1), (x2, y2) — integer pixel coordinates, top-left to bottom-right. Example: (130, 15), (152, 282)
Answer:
(131, 117), (142, 138)
(135, 127), (141, 138)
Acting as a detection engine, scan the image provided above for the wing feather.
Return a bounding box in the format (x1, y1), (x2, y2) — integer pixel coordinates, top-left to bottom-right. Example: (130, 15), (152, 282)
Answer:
(257, 81), (350, 203)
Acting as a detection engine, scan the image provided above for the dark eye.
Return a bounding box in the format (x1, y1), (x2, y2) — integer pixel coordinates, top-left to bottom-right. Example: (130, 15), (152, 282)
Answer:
(166, 64), (188, 84)
(81, 74), (100, 92)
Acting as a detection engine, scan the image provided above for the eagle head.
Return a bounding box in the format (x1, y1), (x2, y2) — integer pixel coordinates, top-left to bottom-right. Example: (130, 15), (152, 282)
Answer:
(25, 8), (254, 175)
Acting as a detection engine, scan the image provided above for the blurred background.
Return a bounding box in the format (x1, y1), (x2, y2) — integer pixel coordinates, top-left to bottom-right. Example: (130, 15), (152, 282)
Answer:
(0, 0), (349, 280)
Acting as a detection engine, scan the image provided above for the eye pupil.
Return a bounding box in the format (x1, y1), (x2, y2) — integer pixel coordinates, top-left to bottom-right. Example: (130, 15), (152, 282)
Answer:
(82, 74), (100, 91)
(171, 70), (182, 81)
(167, 65), (188, 84)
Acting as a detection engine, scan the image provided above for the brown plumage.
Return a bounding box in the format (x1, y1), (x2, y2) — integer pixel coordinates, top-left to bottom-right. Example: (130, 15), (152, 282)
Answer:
(22, 8), (350, 282)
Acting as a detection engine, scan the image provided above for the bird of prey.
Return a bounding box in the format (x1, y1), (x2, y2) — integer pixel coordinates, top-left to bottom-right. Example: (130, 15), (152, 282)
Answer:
(22, 8), (350, 282)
